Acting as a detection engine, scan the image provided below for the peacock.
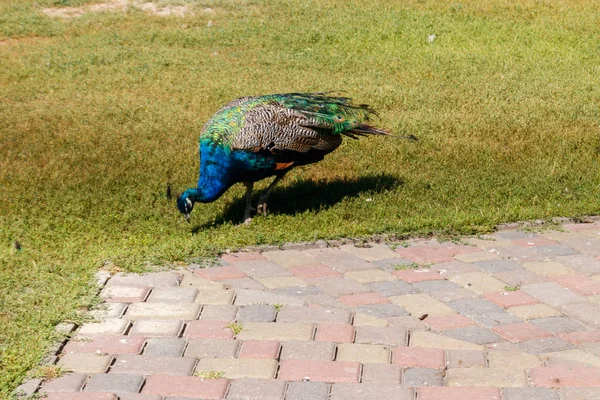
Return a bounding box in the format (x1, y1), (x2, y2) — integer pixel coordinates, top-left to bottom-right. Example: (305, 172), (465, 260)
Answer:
(177, 93), (390, 223)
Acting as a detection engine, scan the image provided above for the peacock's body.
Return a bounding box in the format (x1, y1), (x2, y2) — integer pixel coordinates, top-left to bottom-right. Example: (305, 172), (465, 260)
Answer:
(177, 93), (389, 223)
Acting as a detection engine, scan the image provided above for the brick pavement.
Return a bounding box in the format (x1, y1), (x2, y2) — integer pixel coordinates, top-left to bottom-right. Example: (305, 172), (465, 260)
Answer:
(15, 220), (600, 399)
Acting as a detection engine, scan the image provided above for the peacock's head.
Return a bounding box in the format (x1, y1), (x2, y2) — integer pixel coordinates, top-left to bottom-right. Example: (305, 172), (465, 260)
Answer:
(176, 191), (194, 222)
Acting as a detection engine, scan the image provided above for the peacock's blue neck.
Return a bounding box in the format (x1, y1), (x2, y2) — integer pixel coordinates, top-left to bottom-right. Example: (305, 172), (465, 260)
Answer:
(186, 143), (234, 203)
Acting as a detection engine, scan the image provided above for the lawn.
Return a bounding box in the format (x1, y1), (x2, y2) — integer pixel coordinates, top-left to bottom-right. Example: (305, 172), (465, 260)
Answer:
(1, 0), (600, 394)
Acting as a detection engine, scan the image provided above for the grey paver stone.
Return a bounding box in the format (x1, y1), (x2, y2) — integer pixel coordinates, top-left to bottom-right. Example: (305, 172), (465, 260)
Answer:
(304, 294), (350, 309)
(360, 363), (401, 384)
(111, 355), (196, 375)
(494, 231), (539, 240)
(308, 277), (369, 297)
(535, 244), (581, 257)
(272, 286), (324, 297)
(354, 326), (407, 346)
(108, 272), (181, 287)
(222, 277), (267, 291)
(428, 288), (478, 303)
(226, 378), (287, 400)
(237, 305), (278, 322)
(234, 260), (293, 278)
(561, 301), (600, 327)
(126, 302), (201, 320)
(129, 319), (184, 337)
(442, 326), (502, 344)
(200, 305), (240, 321)
(555, 254), (600, 276)
(448, 298), (522, 327)
(502, 387), (560, 400)
(412, 280), (463, 292)
(518, 337), (575, 354)
(84, 373), (144, 393)
(403, 368), (444, 387)
(143, 338), (187, 357)
(234, 289), (306, 306)
(285, 381), (330, 400)
(472, 260), (523, 273)
(41, 373), (87, 392)
(277, 306), (352, 324)
(147, 287), (199, 303)
(372, 258), (414, 271)
(530, 317), (585, 334)
(184, 338), (239, 358)
(57, 353), (113, 374)
(329, 383), (413, 400)
(364, 280), (419, 297)
(14, 379), (42, 398)
(353, 304), (409, 318)
(280, 341), (336, 361)
(523, 282), (587, 307)
(493, 269), (548, 286)
(560, 387), (600, 400)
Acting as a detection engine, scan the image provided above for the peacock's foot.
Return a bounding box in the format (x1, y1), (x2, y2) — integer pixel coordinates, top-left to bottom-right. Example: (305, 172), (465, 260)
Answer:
(256, 201), (268, 216)
(243, 217), (253, 225)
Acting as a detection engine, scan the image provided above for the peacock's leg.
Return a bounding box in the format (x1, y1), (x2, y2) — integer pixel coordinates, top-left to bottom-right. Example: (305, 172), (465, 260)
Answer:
(242, 181), (254, 224)
(257, 171), (287, 216)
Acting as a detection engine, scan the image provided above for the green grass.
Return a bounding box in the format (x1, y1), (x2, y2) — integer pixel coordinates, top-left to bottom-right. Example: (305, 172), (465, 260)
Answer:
(1, 0), (600, 394)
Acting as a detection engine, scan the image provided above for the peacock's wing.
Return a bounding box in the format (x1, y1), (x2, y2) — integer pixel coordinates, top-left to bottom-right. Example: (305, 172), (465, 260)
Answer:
(231, 93), (388, 154)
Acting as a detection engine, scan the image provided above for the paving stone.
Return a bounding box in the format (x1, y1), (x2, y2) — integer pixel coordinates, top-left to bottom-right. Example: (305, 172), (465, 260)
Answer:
(14, 378), (42, 398)
(336, 343), (390, 363)
(276, 306), (351, 324)
(354, 326), (407, 346)
(562, 237), (600, 256)
(450, 272), (507, 294)
(126, 303), (201, 320)
(129, 320), (183, 337)
(303, 248), (373, 272)
(288, 264), (341, 278)
(200, 305), (239, 321)
(428, 288), (478, 303)
(194, 266), (248, 281)
(143, 338), (187, 357)
(63, 335), (146, 355)
(262, 250), (317, 267)
(528, 244), (581, 258)
(195, 358), (278, 379)
(118, 395), (162, 400)
(141, 375), (228, 399)
(484, 290), (539, 308)
(495, 231), (540, 240)
(226, 378), (286, 400)
(84, 373), (144, 393)
(352, 313), (389, 326)
(508, 303), (561, 320)
(518, 337), (575, 354)
(329, 383), (413, 400)
(389, 293), (456, 317)
(315, 323), (354, 343)
(446, 350), (486, 368)
(238, 340), (280, 359)
(100, 286), (150, 303)
(531, 317), (585, 334)
(453, 251), (503, 263)
(341, 243), (402, 261)
(512, 237), (560, 247)
(412, 280), (462, 292)
(363, 280), (419, 296)
(273, 286), (324, 297)
(435, 261), (479, 278)
(307, 277), (369, 297)
(42, 373), (88, 392)
(257, 276), (307, 289)
(555, 254), (600, 276)
(443, 326), (501, 344)
(234, 289), (306, 306)
(195, 289), (235, 305)
(531, 366), (600, 387)
(492, 323), (552, 343)
(502, 387), (560, 400)
(89, 303), (128, 319)
(109, 272), (181, 287)
(184, 338), (239, 358)
(494, 269), (548, 286)
(147, 287), (199, 303)
(395, 243), (480, 263)
(446, 367), (527, 387)
(581, 342), (600, 357)
(45, 394), (117, 400)
(184, 320), (234, 339)
(426, 314), (476, 332)
(278, 360), (361, 383)
(447, 298), (522, 327)
(552, 275), (600, 296)
(472, 259), (523, 273)
(403, 368), (444, 386)
(304, 294), (350, 309)
(392, 269), (446, 283)
(557, 331), (600, 344)
(360, 363), (401, 384)
(235, 322), (314, 341)
(523, 261), (576, 277)
(372, 257), (414, 271)
(221, 277), (267, 291)
(541, 349), (600, 368)
(57, 354), (113, 374)
(111, 355), (196, 376)
(280, 341), (336, 361)
(236, 305), (278, 322)
(560, 387), (600, 400)
(487, 350), (542, 368)
(221, 252), (265, 263)
(409, 331), (483, 350)
(178, 268), (224, 290)
(78, 319), (130, 336)
(345, 269), (397, 283)
(392, 347), (445, 368)
(235, 260), (295, 279)
(418, 387), (501, 400)
(352, 303), (408, 318)
(561, 301), (600, 327)
(388, 315), (428, 330)
(285, 381), (330, 400)
(338, 292), (390, 306)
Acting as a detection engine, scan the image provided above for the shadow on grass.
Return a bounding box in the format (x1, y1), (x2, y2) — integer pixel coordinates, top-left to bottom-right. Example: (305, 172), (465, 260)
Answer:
(192, 173), (403, 230)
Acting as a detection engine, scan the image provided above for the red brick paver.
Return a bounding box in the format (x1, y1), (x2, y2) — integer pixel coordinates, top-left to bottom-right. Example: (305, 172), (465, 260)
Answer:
(392, 347), (445, 368)
(142, 375), (229, 399)
(194, 266), (247, 281)
(492, 323), (552, 343)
